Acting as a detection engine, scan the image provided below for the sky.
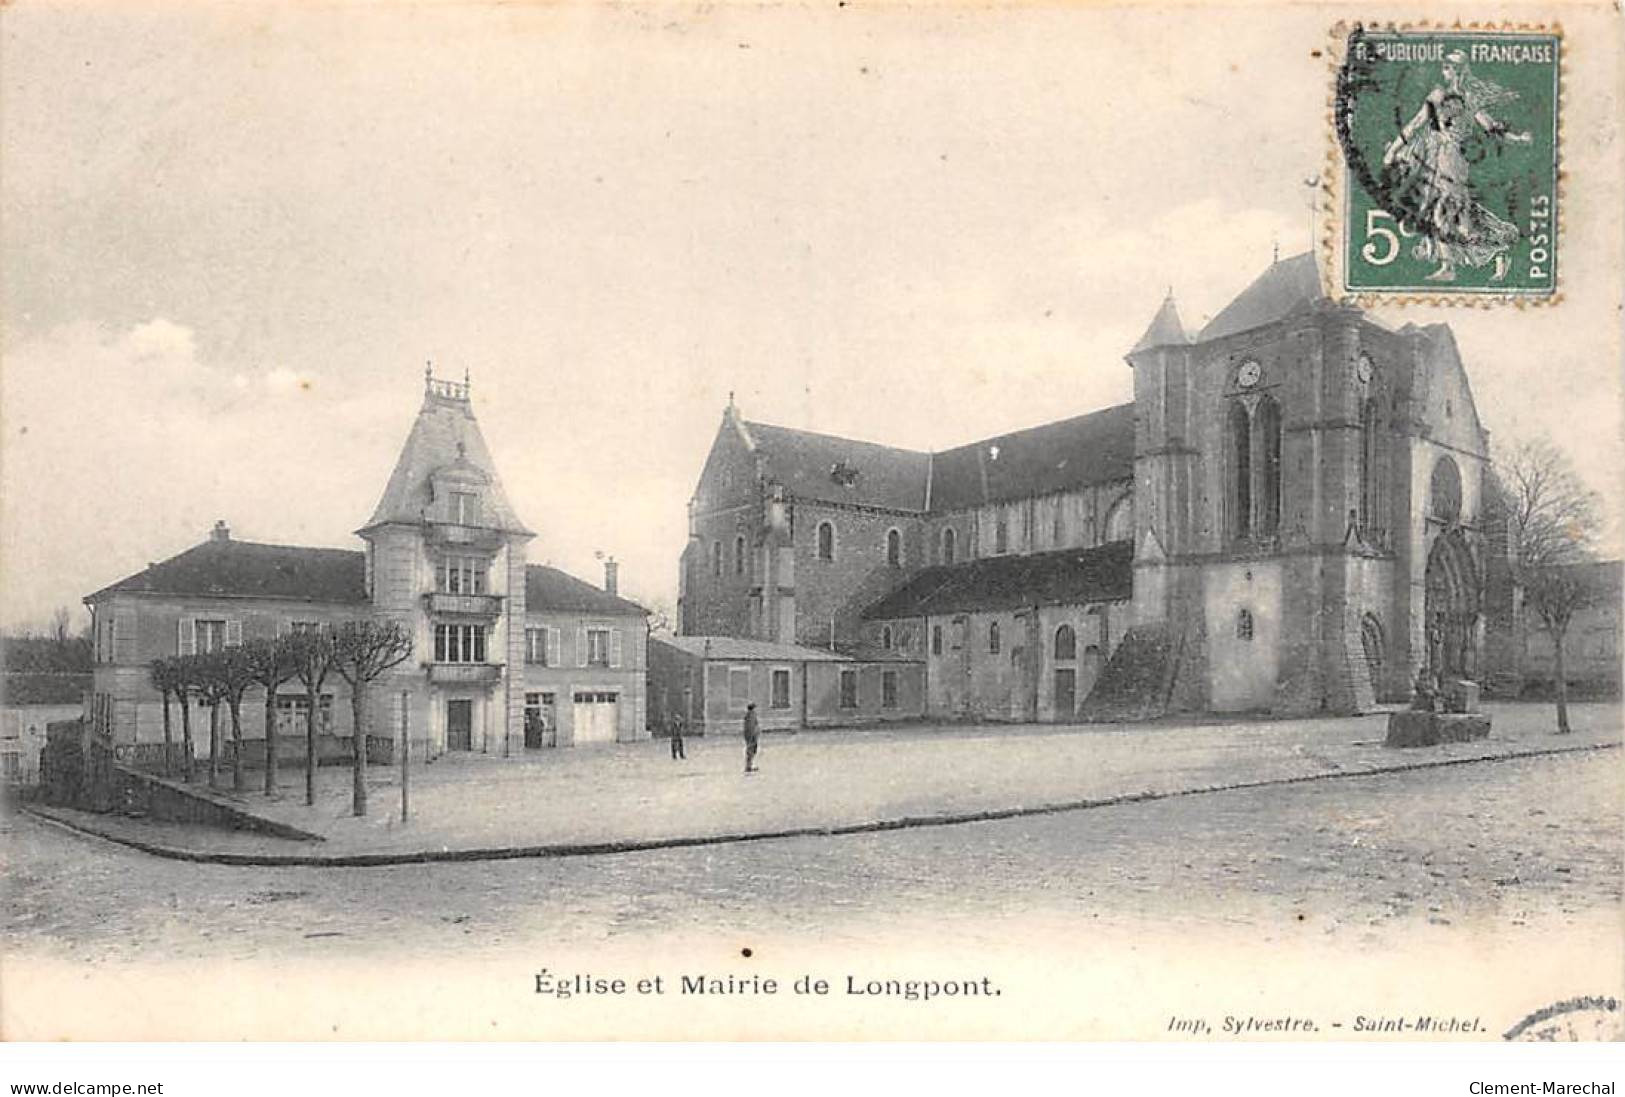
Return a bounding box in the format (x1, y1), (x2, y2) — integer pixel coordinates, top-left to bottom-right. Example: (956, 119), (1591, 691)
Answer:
(3, 1), (1620, 631)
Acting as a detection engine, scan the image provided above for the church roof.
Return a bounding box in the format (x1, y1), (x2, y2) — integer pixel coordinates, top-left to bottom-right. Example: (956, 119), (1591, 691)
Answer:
(928, 404), (1135, 512)
(86, 537), (646, 616)
(862, 539), (1134, 619)
(1130, 293), (1190, 353)
(742, 420), (932, 512)
(1197, 251), (1324, 343)
(363, 380), (531, 534)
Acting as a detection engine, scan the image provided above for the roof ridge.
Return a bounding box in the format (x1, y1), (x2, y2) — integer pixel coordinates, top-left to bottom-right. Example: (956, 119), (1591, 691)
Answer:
(935, 401), (1135, 455)
(743, 418), (931, 457)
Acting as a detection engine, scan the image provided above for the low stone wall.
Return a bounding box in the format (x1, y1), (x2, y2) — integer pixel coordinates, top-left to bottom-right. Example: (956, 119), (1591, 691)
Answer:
(109, 768), (322, 840)
(39, 719), (320, 839)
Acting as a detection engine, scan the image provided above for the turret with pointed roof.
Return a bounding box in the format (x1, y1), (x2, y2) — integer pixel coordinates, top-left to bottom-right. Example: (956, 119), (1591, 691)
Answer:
(360, 366), (531, 537)
(1128, 291), (1190, 357)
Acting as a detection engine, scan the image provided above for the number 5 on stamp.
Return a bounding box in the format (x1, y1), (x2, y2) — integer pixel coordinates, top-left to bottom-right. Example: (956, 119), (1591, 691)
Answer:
(1333, 26), (1560, 298)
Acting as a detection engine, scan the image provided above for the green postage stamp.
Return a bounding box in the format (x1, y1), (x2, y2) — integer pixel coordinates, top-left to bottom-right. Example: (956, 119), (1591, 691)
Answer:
(1333, 25), (1560, 298)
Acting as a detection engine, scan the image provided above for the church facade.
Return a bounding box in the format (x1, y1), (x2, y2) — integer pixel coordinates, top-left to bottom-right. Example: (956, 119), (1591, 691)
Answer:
(678, 254), (1493, 720)
(85, 371), (650, 762)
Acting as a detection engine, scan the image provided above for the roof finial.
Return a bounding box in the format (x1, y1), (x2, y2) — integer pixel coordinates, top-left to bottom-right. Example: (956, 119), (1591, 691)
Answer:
(463, 366), (470, 389)
(1273, 237), (1280, 264)
(425, 360), (433, 387)
(728, 389), (735, 409)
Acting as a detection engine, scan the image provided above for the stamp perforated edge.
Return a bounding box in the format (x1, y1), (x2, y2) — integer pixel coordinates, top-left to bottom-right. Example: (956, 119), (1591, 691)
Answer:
(1320, 19), (1567, 310)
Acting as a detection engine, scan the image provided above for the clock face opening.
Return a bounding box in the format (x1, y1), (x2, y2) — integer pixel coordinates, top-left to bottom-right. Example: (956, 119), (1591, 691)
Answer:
(1357, 353), (1374, 383)
(1237, 360), (1262, 388)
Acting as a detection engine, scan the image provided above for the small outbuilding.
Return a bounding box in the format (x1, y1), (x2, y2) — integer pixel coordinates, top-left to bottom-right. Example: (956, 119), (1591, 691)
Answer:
(648, 635), (924, 736)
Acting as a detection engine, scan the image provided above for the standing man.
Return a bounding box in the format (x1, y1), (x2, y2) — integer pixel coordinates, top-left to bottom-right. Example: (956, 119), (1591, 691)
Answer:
(742, 702), (760, 774)
(667, 709), (686, 761)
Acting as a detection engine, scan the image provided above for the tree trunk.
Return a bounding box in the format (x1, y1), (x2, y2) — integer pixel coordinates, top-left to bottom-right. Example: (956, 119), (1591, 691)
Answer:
(264, 685), (279, 797)
(1553, 629), (1571, 734)
(228, 697), (245, 791)
(160, 692), (174, 778)
(208, 703), (220, 788)
(178, 694), (194, 782)
(350, 685), (368, 817)
(305, 700), (318, 807)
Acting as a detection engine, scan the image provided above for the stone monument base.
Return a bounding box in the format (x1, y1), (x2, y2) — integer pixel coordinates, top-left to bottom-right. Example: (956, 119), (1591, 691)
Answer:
(1385, 710), (1492, 748)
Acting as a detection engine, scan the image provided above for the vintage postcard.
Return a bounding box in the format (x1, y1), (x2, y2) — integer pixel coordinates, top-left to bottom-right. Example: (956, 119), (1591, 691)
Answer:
(1, 0), (1621, 1047)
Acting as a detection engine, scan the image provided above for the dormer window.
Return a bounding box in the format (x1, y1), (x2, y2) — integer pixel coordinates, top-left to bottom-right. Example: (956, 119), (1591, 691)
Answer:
(830, 461), (860, 487)
(450, 491), (480, 525)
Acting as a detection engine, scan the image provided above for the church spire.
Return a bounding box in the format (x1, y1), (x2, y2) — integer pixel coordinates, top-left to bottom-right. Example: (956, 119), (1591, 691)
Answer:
(1128, 291), (1189, 355)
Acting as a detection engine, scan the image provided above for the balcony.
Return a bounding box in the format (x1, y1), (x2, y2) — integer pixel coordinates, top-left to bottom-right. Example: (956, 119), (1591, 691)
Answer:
(425, 522), (507, 550)
(426, 662), (503, 686)
(423, 591), (504, 617)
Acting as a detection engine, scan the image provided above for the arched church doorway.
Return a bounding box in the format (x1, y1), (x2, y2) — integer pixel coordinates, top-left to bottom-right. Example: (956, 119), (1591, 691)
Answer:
(1424, 530), (1479, 681)
(1359, 614), (1385, 698)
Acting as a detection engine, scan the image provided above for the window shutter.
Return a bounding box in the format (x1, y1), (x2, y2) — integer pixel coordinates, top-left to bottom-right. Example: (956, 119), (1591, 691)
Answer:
(548, 627), (561, 667)
(111, 610), (133, 664)
(225, 619), (243, 648)
(178, 618), (196, 656)
(577, 626), (588, 667)
(609, 630), (622, 669)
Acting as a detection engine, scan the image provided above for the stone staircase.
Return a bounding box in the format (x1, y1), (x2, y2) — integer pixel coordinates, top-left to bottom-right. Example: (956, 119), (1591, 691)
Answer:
(1078, 623), (1184, 722)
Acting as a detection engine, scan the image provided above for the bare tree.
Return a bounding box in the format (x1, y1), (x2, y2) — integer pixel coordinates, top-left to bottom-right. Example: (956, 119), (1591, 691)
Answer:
(188, 652), (230, 788)
(215, 645), (259, 792)
(244, 635), (299, 797)
(172, 657), (197, 783)
(50, 606), (71, 645)
(286, 627), (336, 807)
(1492, 437), (1604, 733)
(146, 657), (178, 778)
(331, 619), (413, 817)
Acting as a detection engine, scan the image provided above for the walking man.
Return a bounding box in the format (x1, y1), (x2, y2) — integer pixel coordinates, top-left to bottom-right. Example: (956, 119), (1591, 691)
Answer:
(742, 702), (760, 774)
(668, 710), (686, 761)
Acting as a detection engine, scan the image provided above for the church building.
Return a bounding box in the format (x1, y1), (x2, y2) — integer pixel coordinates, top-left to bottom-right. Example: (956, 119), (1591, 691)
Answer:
(84, 370), (650, 763)
(678, 253), (1493, 720)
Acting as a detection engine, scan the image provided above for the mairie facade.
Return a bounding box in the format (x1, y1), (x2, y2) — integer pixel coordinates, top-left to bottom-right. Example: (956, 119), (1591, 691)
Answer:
(84, 372), (649, 761)
(679, 253), (1494, 720)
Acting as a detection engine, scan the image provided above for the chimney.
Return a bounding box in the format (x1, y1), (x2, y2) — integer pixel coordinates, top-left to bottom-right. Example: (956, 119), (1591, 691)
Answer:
(211, 520), (231, 543)
(603, 557), (619, 596)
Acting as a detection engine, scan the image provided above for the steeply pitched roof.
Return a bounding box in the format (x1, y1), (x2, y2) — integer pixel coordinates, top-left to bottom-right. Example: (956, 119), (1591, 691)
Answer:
(1130, 293), (1190, 353)
(1198, 252), (1324, 343)
(87, 539), (369, 604)
(2, 673), (90, 707)
(524, 565), (647, 617)
(743, 420), (932, 512)
(928, 404), (1135, 512)
(363, 385), (531, 534)
(655, 635), (850, 662)
(864, 539), (1134, 619)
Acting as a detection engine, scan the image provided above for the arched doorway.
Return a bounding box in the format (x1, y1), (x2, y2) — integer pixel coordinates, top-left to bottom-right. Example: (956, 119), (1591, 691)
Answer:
(1360, 614), (1385, 699)
(1424, 530), (1479, 681)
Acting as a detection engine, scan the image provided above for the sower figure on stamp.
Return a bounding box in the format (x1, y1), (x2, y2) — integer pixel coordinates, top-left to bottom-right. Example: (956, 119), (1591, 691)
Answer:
(742, 702), (760, 774)
(1380, 50), (1532, 283)
(667, 709), (686, 761)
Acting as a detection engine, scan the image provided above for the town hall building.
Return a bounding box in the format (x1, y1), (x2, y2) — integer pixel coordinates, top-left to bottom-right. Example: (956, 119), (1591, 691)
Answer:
(85, 370), (649, 763)
(677, 253), (1493, 721)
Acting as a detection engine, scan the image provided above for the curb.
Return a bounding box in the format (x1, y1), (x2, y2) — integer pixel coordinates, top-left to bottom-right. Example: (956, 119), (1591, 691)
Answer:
(21, 739), (1619, 869)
